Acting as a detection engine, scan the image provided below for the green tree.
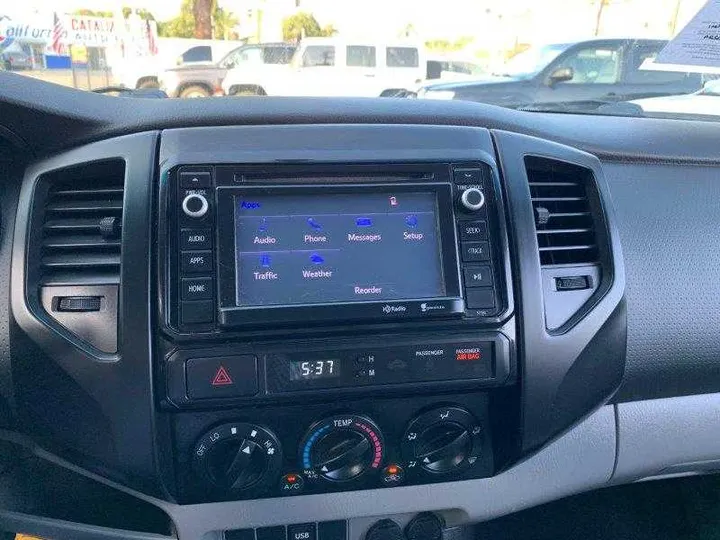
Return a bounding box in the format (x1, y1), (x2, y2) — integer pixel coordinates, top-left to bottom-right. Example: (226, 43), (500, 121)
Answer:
(74, 8), (156, 20)
(122, 8), (156, 21)
(157, 0), (236, 40)
(73, 9), (114, 17)
(424, 37), (474, 53)
(157, 0), (195, 38)
(213, 7), (239, 40)
(282, 12), (335, 43)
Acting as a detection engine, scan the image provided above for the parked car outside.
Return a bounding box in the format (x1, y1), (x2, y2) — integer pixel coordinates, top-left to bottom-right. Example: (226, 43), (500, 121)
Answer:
(416, 39), (702, 111)
(630, 78), (720, 117)
(161, 42), (296, 98)
(1, 43), (33, 70)
(425, 55), (485, 82)
(115, 40), (245, 91)
(222, 37), (425, 97)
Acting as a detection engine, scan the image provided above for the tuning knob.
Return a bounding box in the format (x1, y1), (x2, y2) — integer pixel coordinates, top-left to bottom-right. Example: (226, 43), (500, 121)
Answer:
(402, 407), (482, 474)
(193, 423), (282, 492)
(300, 414), (384, 482)
(459, 188), (485, 211)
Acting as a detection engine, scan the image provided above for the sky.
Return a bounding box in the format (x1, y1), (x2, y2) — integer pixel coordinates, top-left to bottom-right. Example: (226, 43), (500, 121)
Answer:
(3, 0), (709, 45)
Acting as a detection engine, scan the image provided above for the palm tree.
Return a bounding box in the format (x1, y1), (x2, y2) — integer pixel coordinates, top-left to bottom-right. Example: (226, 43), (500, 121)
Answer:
(193, 0), (213, 39)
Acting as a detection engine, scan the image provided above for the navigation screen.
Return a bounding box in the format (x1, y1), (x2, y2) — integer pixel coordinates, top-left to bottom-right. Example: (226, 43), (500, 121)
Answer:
(234, 191), (446, 306)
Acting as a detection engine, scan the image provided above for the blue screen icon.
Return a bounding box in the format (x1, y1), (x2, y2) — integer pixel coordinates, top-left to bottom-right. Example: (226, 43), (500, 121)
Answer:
(260, 254), (271, 267)
(310, 253), (324, 265)
(356, 217), (373, 227)
(405, 215), (418, 228)
(307, 217), (322, 230)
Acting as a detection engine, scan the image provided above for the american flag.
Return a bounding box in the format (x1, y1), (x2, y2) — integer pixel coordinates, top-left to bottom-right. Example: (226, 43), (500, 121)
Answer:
(146, 19), (158, 55)
(51, 12), (65, 55)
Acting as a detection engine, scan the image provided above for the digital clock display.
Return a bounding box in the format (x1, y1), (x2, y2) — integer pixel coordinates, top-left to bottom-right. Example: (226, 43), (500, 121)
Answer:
(289, 359), (341, 381)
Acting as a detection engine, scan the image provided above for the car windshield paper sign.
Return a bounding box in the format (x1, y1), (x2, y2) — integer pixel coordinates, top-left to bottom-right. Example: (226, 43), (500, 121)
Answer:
(655, 0), (720, 68)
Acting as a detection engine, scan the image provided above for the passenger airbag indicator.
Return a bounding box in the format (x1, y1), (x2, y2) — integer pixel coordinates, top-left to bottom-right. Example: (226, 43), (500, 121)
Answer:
(455, 348), (482, 361)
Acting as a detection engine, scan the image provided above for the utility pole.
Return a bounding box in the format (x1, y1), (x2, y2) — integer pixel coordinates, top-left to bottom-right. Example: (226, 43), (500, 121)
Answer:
(594, 0), (610, 36)
(670, 0), (683, 35)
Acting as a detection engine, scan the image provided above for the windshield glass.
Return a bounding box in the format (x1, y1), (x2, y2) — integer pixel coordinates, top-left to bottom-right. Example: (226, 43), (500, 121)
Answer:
(497, 44), (570, 78)
(1, 0), (718, 120)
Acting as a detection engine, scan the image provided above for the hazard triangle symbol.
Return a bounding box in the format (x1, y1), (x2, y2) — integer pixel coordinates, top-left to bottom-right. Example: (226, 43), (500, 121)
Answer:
(211, 365), (233, 386)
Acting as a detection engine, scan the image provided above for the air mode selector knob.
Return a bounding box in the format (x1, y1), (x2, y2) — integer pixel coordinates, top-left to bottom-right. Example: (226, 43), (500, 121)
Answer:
(193, 422), (282, 493)
(182, 193), (209, 218)
(402, 406), (483, 475)
(460, 188), (485, 211)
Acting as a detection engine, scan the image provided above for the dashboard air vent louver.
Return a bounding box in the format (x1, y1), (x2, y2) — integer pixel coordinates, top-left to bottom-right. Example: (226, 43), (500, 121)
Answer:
(525, 157), (599, 266)
(38, 160), (125, 284)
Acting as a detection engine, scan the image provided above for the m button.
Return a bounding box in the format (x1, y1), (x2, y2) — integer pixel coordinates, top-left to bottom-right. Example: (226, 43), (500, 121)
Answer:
(186, 356), (258, 399)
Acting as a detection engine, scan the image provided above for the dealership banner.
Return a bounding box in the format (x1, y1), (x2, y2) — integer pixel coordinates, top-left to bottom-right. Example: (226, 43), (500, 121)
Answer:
(0, 14), (157, 49)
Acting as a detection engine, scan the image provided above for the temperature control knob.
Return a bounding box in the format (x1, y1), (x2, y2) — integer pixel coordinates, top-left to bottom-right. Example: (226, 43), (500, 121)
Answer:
(193, 422), (282, 493)
(300, 414), (384, 482)
(459, 188), (485, 211)
(402, 406), (482, 474)
(182, 193), (209, 218)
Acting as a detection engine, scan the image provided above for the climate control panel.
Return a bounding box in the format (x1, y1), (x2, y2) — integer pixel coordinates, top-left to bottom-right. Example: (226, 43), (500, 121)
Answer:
(173, 394), (496, 503)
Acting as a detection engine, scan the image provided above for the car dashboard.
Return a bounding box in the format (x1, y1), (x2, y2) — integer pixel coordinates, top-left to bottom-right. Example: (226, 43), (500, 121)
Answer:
(0, 72), (719, 540)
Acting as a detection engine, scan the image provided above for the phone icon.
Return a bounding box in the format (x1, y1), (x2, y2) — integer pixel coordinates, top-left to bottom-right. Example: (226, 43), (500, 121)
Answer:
(307, 217), (322, 230)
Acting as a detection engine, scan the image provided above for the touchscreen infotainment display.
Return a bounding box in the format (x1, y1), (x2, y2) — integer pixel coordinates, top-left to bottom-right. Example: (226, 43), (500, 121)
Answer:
(234, 191), (446, 307)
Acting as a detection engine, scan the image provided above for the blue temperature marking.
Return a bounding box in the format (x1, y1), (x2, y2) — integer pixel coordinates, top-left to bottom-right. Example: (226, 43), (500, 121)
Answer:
(303, 425), (330, 469)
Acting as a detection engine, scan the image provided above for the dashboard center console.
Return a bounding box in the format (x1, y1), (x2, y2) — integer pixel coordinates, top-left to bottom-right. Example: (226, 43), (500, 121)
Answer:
(159, 159), (515, 502)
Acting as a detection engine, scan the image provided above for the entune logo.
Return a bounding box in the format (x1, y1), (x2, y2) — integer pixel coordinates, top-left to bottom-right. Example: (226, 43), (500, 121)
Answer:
(382, 304), (407, 314)
(420, 302), (446, 313)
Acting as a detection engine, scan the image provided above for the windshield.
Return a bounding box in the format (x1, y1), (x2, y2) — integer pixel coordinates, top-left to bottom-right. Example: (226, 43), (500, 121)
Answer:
(1, 1), (719, 120)
(497, 44), (570, 78)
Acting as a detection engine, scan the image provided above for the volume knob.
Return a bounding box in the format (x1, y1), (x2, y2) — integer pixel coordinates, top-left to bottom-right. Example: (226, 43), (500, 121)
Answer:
(182, 193), (209, 218)
(460, 188), (485, 211)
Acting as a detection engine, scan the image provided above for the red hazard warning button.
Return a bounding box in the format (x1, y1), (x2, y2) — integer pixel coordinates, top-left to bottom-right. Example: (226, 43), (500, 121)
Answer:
(212, 366), (233, 386)
(186, 355), (258, 400)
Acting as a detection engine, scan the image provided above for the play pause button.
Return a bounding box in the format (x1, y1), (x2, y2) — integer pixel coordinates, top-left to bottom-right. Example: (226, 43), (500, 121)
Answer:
(463, 266), (493, 288)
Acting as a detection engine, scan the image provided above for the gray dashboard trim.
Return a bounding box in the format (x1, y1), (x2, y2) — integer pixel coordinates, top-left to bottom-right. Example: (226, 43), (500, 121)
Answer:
(612, 392), (720, 483)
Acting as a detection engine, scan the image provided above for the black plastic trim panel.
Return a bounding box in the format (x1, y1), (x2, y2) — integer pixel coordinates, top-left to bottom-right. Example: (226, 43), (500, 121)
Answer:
(492, 131), (626, 453)
(10, 132), (168, 496)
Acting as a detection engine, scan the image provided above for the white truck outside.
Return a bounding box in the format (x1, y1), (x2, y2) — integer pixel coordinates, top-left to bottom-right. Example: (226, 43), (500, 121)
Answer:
(222, 37), (426, 97)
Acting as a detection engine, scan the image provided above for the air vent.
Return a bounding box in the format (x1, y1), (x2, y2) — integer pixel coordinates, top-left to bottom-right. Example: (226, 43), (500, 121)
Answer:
(38, 160), (125, 284)
(526, 157), (599, 266)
